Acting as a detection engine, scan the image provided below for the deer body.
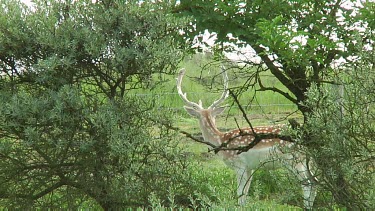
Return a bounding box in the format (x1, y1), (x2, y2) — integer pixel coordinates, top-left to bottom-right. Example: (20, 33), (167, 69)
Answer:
(177, 68), (316, 209)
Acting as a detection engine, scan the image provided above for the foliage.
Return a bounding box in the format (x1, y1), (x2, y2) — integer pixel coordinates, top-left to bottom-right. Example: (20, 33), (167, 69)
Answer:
(0, 0), (217, 209)
(299, 53), (375, 209)
(0, 87), (192, 208)
(174, 0), (375, 209)
(175, 0), (373, 116)
(0, 0), (187, 97)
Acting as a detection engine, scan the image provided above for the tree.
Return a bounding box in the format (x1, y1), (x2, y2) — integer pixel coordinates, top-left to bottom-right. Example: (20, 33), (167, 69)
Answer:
(177, 0), (373, 117)
(174, 0), (375, 209)
(0, 0), (207, 209)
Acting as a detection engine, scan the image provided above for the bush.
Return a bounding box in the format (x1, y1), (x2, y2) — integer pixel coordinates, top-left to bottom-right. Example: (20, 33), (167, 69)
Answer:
(0, 85), (221, 209)
(299, 62), (375, 209)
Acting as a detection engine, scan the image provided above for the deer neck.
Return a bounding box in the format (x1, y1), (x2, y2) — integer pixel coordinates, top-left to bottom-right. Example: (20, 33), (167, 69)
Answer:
(198, 111), (223, 146)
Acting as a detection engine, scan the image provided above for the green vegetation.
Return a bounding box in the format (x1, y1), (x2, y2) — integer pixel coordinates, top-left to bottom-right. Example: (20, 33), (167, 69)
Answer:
(0, 0), (301, 209)
(0, 0), (374, 210)
(0, 0), (200, 209)
(177, 0), (375, 209)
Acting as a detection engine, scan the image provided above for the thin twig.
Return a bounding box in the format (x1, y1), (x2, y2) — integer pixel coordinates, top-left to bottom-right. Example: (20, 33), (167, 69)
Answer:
(229, 89), (255, 134)
(157, 119), (217, 149)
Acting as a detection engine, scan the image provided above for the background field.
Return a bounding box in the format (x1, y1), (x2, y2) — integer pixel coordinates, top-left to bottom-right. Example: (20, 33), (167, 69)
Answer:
(130, 54), (301, 126)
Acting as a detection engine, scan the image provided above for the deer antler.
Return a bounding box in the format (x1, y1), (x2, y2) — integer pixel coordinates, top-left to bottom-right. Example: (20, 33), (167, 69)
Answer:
(208, 66), (229, 109)
(176, 68), (203, 109)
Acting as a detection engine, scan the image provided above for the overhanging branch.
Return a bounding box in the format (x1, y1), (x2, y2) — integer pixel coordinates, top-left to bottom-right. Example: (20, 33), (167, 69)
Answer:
(257, 75), (298, 104)
(155, 119), (217, 149)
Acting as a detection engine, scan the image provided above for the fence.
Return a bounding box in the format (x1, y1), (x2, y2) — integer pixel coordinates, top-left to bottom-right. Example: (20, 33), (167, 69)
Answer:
(130, 92), (298, 125)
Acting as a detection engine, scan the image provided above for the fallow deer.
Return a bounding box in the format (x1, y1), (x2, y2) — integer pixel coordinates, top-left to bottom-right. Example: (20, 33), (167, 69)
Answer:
(177, 68), (317, 209)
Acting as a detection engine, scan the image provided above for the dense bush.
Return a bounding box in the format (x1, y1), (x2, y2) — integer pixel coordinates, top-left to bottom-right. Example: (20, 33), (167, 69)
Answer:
(0, 85), (216, 209)
(0, 0), (215, 209)
(298, 59), (375, 209)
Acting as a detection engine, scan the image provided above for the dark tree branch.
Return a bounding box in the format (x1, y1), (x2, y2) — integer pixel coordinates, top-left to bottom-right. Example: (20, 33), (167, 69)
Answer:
(32, 181), (67, 200)
(257, 74), (298, 104)
(2, 181), (67, 201)
(249, 45), (302, 100)
(154, 119), (217, 149)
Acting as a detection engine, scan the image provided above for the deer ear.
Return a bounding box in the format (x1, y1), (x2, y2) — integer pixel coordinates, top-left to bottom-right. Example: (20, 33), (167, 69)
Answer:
(184, 106), (200, 117)
(212, 106), (226, 117)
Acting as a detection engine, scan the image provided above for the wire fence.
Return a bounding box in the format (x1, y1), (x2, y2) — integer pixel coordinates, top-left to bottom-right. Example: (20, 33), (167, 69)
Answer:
(130, 92), (298, 124)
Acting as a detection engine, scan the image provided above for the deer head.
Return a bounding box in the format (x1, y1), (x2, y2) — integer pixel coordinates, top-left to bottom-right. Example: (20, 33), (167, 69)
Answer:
(176, 67), (229, 146)
(176, 67), (229, 120)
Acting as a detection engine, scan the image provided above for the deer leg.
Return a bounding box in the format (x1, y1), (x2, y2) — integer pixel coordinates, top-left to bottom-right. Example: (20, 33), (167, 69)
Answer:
(302, 181), (317, 210)
(295, 162), (317, 210)
(236, 168), (253, 205)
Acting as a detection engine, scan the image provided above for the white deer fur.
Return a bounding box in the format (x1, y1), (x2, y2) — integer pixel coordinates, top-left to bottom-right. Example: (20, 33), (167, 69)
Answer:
(177, 68), (317, 209)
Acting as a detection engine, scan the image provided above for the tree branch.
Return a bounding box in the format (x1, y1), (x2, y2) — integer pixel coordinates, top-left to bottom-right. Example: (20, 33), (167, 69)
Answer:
(250, 45), (304, 101)
(257, 74), (298, 104)
(155, 119), (217, 149)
